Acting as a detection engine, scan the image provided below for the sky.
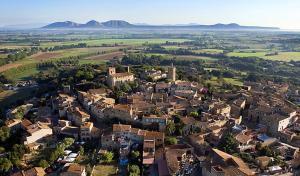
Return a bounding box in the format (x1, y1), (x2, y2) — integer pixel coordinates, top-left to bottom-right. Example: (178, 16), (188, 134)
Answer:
(0, 0), (299, 29)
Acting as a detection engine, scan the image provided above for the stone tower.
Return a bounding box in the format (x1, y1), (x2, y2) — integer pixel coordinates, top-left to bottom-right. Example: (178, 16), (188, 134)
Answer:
(108, 67), (116, 76)
(167, 64), (176, 82)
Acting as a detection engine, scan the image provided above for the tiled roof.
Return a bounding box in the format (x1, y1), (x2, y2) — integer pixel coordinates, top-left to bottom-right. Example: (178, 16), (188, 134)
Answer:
(65, 164), (85, 174)
(113, 124), (131, 132)
(212, 148), (254, 176)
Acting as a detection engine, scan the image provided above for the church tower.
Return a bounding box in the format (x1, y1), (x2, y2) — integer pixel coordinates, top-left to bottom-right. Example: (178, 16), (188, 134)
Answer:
(108, 67), (116, 76)
(167, 64), (176, 82)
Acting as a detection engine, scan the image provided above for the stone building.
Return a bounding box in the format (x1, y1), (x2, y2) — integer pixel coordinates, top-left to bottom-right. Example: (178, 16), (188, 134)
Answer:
(106, 67), (134, 88)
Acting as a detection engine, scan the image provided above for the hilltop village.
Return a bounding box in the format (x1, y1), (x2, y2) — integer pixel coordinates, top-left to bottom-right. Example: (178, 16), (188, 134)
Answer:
(1, 64), (300, 176)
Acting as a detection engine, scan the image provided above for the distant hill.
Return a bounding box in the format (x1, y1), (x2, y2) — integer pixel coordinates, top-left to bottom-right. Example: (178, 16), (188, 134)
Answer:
(80, 20), (104, 28)
(42, 20), (279, 30)
(101, 20), (133, 28)
(43, 21), (81, 28)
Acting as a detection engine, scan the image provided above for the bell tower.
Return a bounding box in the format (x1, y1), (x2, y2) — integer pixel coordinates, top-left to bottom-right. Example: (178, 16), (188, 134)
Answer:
(167, 64), (176, 82)
(108, 67), (116, 76)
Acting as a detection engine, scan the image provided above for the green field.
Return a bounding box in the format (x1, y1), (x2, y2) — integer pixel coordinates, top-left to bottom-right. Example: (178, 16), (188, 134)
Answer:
(0, 46), (125, 77)
(28, 47), (124, 61)
(205, 77), (243, 87)
(0, 54), (7, 59)
(2, 65), (40, 81)
(174, 55), (216, 61)
(40, 38), (190, 47)
(193, 49), (224, 54)
(79, 59), (107, 65)
(227, 51), (300, 61)
(92, 164), (117, 176)
(146, 53), (216, 61)
(163, 45), (190, 50)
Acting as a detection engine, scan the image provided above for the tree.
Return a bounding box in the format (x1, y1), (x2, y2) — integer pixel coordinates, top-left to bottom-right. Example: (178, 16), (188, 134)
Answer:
(129, 164), (140, 176)
(38, 159), (49, 168)
(238, 152), (254, 163)
(151, 107), (161, 116)
(49, 138), (74, 164)
(218, 133), (239, 154)
(121, 83), (132, 93)
(79, 146), (84, 156)
(0, 158), (12, 173)
(166, 121), (176, 136)
(0, 126), (10, 142)
(102, 151), (114, 164)
(189, 111), (199, 118)
(0, 147), (5, 153)
(258, 146), (276, 157)
(173, 114), (181, 124)
(165, 137), (178, 145)
(130, 150), (140, 160)
(63, 138), (75, 147)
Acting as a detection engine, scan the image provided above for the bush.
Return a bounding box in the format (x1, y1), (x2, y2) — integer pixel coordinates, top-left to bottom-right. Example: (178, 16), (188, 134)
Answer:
(102, 151), (114, 164)
(218, 133), (239, 154)
(129, 164), (140, 176)
(38, 159), (49, 168)
(165, 137), (178, 145)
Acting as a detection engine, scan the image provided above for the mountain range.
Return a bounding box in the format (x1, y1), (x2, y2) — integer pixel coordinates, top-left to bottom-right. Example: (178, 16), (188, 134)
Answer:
(43, 20), (279, 30)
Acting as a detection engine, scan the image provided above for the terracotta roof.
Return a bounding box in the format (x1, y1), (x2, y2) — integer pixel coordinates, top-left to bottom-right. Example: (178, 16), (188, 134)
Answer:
(88, 88), (111, 95)
(256, 156), (271, 163)
(143, 114), (170, 119)
(181, 116), (196, 125)
(24, 167), (46, 176)
(165, 145), (192, 175)
(65, 164), (85, 174)
(21, 119), (33, 129)
(212, 148), (254, 176)
(74, 107), (90, 118)
(144, 131), (164, 140)
(144, 139), (155, 149)
(26, 122), (51, 135)
(155, 82), (170, 89)
(5, 119), (21, 127)
(235, 133), (252, 144)
(113, 124), (131, 132)
(113, 104), (131, 111)
(80, 122), (93, 129)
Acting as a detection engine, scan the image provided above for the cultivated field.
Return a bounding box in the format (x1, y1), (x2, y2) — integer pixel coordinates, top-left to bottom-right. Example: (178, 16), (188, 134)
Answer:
(40, 38), (190, 48)
(30, 52), (62, 61)
(193, 49), (224, 54)
(92, 164), (117, 176)
(227, 51), (300, 61)
(0, 63), (22, 72)
(84, 51), (124, 61)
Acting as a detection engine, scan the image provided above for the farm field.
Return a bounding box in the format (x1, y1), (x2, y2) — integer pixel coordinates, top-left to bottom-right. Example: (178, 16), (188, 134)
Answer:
(0, 54), (7, 59)
(174, 55), (217, 61)
(227, 51), (300, 61)
(39, 38), (190, 47)
(145, 53), (216, 61)
(0, 63), (22, 72)
(193, 49), (224, 54)
(2, 64), (40, 81)
(92, 164), (118, 176)
(0, 44), (31, 49)
(83, 51), (124, 61)
(29, 47), (124, 61)
(205, 77), (243, 87)
(163, 45), (190, 50)
(0, 46), (127, 78)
